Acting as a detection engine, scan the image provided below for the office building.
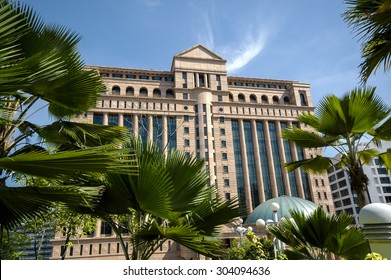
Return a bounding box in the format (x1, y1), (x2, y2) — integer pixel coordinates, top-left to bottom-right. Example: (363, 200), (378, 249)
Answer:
(328, 141), (391, 224)
(51, 44), (334, 259)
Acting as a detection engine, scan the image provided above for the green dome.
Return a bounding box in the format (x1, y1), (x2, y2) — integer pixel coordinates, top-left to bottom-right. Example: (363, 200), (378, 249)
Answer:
(245, 196), (319, 224)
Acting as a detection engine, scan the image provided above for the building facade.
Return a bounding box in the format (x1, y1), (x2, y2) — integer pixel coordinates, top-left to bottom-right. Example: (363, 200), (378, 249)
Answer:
(51, 45), (334, 259)
(328, 142), (391, 224)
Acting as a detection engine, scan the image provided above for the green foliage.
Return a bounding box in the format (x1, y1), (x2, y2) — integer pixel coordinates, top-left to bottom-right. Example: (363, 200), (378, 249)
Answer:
(282, 87), (391, 208)
(268, 207), (370, 260)
(225, 232), (281, 260)
(0, 230), (29, 259)
(365, 252), (387, 260)
(0, 0), (137, 231)
(343, 0), (391, 83)
(87, 137), (243, 260)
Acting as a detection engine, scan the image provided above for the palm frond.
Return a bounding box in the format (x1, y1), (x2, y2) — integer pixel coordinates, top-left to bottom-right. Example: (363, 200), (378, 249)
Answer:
(0, 147), (137, 178)
(38, 121), (129, 148)
(284, 156), (332, 173)
(0, 185), (101, 230)
(282, 126), (339, 148)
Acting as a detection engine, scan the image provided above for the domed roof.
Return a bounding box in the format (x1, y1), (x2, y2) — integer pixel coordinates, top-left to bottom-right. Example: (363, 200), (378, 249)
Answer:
(245, 196), (319, 224)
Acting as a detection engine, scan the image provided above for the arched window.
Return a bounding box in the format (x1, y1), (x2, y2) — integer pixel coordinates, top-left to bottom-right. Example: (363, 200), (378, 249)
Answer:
(272, 96), (279, 104)
(300, 92), (307, 106)
(261, 95), (268, 103)
(153, 88), (161, 97)
(229, 94), (234, 102)
(139, 87), (148, 97)
(126, 86), (134, 96)
(238, 93), (245, 102)
(112, 86), (120, 95)
(283, 96), (290, 104)
(250, 94), (257, 103)
(166, 89), (174, 98)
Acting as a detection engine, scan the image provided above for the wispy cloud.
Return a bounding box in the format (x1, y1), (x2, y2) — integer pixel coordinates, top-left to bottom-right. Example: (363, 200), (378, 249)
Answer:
(196, 9), (215, 49)
(224, 27), (267, 73)
(144, 0), (160, 8)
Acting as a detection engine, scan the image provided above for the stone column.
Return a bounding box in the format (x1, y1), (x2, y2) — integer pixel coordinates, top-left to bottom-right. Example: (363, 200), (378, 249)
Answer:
(275, 121), (291, 196)
(263, 121), (278, 197)
(238, 119), (253, 212)
(251, 120), (265, 203)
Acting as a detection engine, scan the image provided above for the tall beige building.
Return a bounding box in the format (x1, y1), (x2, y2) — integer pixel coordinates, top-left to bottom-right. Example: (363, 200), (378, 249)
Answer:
(51, 44), (334, 259)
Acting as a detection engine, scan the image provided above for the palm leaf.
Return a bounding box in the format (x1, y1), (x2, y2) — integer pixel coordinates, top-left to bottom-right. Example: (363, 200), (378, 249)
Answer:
(38, 121), (129, 148)
(0, 185), (100, 230)
(284, 156), (332, 173)
(282, 126), (339, 148)
(0, 147), (137, 178)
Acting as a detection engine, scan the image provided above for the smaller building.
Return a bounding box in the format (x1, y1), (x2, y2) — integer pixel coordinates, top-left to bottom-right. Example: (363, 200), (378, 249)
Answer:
(328, 142), (391, 224)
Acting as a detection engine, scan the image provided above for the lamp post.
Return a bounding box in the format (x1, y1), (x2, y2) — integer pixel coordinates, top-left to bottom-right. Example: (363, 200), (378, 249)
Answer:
(233, 218), (253, 245)
(255, 202), (282, 259)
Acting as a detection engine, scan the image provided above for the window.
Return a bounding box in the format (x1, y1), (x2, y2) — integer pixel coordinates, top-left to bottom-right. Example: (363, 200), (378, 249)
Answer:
(152, 76), (162, 80)
(165, 76), (174, 81)
(93, 113), (103, 125)
(229, 94), (233, 102)
(218, 95), (223, 102)
(380, 177), (391, 184)
(184, 127), (189, 134)
(139, 75), (149, 80)
(101, 222), (112, 235)
(204, 139), (208, 148)
(225, 193), (231, 200)
(283, 96), (290, 103)
(279, 85), (287, 90)
(100, 72), (109, 77)
(153, 88), (161, 97)
(216, 75), (221, 81)
(183, 83), (187, 88)
(222, 153), (228, 160)
(112, 73), (123, 78)
(126, 74), (136, 79)
(219, 116), (225, 123)
(183, 93), (189, 99)
(234, 82), (243, 86)
(221, 140), (227, 148)
(261, 95), (268, 103)
(238, 94), (245, 102)
(184, 139), (190, 147)
(217, 85), (221, 90)
(139, 87), (148, 97)
(272, 96), (279, 104)
(378, 168), (388, 174)
(250, 94), (257, 103)
(184, 115), (189, 122)
(246, 83), (254, 87)
(220, 128), (226, 135)
(112, 86), (120, 94)
(182, 72), (187, 79)
(126, 86), (134, 95)
(337, 170), (345, 179)
(257, 83), (266, 88)
(300, 92), (307, 106)
(268, 84), (277, 89)
(223, 166), (229, 173)
(166, 89), (174, 98)
(203, 104), (206, 112)
(224, 179), (230, 186)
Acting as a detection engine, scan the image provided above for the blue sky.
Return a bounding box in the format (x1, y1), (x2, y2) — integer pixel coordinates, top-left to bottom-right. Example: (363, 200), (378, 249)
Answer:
(23, 0), (390, 108)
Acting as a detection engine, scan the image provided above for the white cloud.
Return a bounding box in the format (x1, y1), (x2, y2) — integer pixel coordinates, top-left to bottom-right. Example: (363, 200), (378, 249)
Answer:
(224, 27), (267, 73)
(196, 10), (215, 49)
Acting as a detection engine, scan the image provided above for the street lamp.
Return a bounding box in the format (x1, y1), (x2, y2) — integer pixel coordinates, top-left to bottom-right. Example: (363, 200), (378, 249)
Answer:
(232, 218), (253, 245)
(255, 202), (282, 259)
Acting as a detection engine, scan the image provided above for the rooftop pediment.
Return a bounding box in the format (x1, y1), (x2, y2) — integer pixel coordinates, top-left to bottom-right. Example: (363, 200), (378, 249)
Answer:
(174, 44), (226, 61)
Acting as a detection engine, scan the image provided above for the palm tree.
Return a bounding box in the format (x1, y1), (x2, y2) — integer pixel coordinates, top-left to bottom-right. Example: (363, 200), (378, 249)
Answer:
(0, 0), (137, 231)
(86, 138), (243, 260)
(282, 87), (391, 209)
(267, 207), (370, 260)
(343, 0), (391, 83)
